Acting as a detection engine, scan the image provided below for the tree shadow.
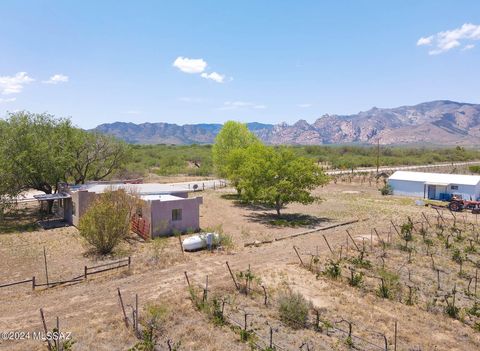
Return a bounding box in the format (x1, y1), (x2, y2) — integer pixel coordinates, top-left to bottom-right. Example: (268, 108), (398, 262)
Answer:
(0, 205), (40, 234)
(244, 212), (331, 228)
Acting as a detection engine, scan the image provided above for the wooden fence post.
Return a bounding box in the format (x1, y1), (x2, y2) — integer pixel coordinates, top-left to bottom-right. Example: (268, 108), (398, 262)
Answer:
(43, 247), (49, 287)
(226, 261), (239, 290)
(178, 234), (184, 255)
(269, 326), (273, 348)
(128, 256), (131, 269)
(32, 276), (36, 290)
(262, 285), (268, 305)
(135, 294), (139, 334)
(40, 308), (53, 351)
(394, 321), (397, 351)
(475, 268), (478, 297)
(55, 316), (60, 351)
(322, 235), (334, 256)
(117, 288), (129, 328)
(84, 266), (88, 279)
(184, 271), (191, 288)
(293, 246), (304, 266)
(203, 275), (208, 302)
(346, 230), (360, 251)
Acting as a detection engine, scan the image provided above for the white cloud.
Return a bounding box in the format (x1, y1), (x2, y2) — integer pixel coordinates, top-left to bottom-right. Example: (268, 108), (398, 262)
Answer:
(417, 23), (480, 55)
(43, 74), (69, 84)
(218, 101), (266, 110)
(416, 36), (433, 46)
(0, 72), (34, 95)
(173, 56), (230, 83)
(200, 72), (225, 83)
(298, 103), (312, 108)
(173, 57), (207, 73)
(0, 97), (16, 104)
(462, 44), (475, 51)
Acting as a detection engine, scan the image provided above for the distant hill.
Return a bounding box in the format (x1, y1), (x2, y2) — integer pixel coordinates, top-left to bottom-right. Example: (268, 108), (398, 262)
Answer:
(93, 100), (480, 145)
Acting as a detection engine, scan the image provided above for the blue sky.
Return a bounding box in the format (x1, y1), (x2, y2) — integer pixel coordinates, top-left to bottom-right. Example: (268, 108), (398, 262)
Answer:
(0, 1), (479, 129)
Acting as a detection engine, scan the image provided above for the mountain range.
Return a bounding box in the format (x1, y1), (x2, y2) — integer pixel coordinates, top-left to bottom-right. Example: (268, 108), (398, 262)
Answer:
(94, 100), (480, 146)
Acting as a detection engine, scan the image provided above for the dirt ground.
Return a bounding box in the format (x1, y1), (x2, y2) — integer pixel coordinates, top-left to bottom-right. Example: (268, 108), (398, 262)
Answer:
(1, 180), (479, 350)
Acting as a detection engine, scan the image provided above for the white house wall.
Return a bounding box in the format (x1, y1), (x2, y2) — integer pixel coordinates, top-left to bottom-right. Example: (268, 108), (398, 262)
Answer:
(450, 184), (478, 200)
(388, 179), (480, 200)
(388, 179), (425, 198)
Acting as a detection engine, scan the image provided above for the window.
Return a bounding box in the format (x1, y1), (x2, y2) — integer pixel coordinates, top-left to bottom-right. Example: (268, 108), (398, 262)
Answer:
(451, 185), (459, 190)
(72, 201), (76, 216)
(172, 208), (182, 221)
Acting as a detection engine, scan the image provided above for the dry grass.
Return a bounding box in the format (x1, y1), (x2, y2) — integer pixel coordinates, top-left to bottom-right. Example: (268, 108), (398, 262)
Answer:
(1, 181), (480, 350)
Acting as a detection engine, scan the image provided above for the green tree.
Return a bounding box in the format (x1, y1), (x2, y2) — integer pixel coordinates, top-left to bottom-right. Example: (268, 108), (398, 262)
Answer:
(238, 145), (329, 216)
(0, 111), (130, 213)
(212, 121), (258, 177)
(69, 130), (130, 184)
(78, 188), (139, 255)
(0, 111), (76, 196)
(469, 165), (480, 174)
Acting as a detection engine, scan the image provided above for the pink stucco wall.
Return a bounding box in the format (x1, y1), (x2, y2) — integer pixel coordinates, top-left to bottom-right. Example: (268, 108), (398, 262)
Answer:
(71, 190), (97, 227)
(149, 196), (203, 237)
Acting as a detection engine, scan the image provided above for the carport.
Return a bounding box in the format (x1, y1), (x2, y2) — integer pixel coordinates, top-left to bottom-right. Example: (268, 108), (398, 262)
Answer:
(33, 193), (72, 228)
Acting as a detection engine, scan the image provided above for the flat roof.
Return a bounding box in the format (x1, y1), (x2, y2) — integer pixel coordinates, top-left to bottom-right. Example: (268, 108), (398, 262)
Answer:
(71, 183), (189, 195)
(388, 171), (480, 186)
(140, 194), (184, 202)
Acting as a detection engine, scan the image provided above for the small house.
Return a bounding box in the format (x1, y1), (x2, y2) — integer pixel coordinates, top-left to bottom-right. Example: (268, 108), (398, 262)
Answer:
(387, 171), (480, 201)
(39, 182), (203, 238)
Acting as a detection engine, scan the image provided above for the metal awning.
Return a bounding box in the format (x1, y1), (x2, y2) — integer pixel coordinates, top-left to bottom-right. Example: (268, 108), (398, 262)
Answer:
(33, 193), (71, 201)
(425, 182), (450, 187)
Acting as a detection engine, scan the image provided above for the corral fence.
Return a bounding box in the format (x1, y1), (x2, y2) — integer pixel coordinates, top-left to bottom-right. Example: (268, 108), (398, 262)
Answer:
(84, 257), (131, 278)
(0, 257), (131, 292)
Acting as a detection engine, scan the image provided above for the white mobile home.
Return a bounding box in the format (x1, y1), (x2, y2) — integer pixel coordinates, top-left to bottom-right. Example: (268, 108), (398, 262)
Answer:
(387, 171), (480, 201)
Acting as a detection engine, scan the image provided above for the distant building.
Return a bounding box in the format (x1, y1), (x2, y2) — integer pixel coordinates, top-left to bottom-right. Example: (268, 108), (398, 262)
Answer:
(35, 183), (203, 238)
(387, 171), (480, 201)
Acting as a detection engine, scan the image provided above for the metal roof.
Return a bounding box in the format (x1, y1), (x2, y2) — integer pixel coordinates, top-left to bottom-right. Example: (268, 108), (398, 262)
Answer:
(33, 193), (71, 201)
(140, 194), (184, 202)
(388, 171), (480, 186)
(71, 183), (188, 194)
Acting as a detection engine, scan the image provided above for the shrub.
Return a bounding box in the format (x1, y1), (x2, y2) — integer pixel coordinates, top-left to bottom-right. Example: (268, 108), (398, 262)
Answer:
(452, 248), (464, 264)
(349, 255), (372, 269)
(380, 184), (393, 195)
(79, 188), (139, 255)
(129, 303), (169, 351)
(324, 260), (342, 279)
(278, 290), (311, 329)
(348, 270), (364, 287)
(376, 269), (400, 299)
(150, 237), (167, 265)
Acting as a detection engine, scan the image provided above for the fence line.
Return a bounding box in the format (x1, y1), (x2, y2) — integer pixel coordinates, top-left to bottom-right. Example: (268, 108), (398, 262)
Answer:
(84, 257), (131, 278)
(0, 257), (131, 292)
(0, 277), (35, 290)
(186, 267), (388, 351)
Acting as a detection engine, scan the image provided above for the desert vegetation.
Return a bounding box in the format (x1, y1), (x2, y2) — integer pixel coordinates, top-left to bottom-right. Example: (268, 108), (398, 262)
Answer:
(122, 143), (480, 178)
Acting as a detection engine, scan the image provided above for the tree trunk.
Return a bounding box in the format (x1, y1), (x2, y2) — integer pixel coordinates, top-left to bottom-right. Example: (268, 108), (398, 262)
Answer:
(47, 200), (54, 214)
(275, 199), (282, 217)
(37, 183), (54, 214)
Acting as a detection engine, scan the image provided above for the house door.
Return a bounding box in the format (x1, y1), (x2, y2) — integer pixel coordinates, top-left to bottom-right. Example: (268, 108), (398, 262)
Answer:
(427, 185), (436, 199)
